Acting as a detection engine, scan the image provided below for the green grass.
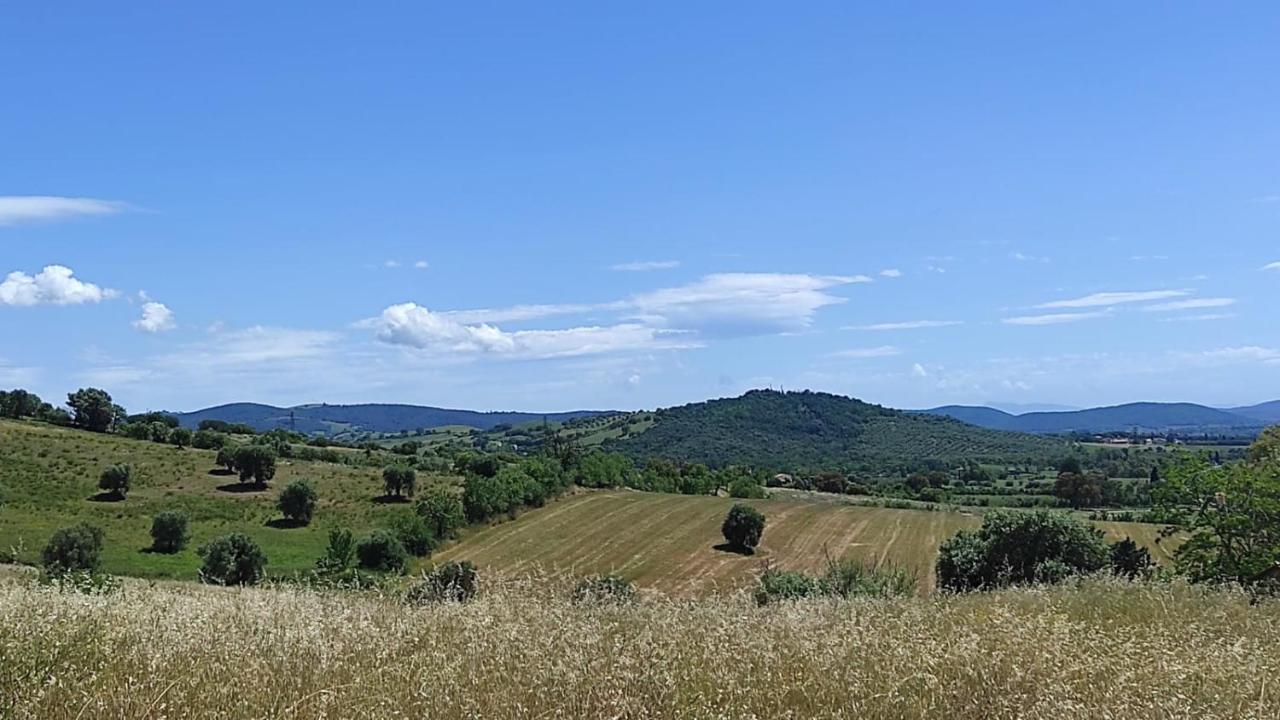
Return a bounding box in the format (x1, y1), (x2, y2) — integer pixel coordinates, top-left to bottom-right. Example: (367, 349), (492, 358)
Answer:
(0, 419), (458, 579)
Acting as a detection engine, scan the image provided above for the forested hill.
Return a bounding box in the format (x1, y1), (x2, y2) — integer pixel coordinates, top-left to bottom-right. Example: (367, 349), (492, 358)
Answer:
(172, 402), (608, 434)
(604, 390), (1067, 473)
(921, 402), (1265, 435)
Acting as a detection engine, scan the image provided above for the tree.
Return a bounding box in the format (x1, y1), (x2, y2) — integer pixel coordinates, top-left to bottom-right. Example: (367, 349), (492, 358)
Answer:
(407, 561), (478, 603)
(42, 523), (105, 573)
(233, 445), (277, 485)
(198, 533), (267, 585)
(573, 452), (631, 488)
(316, 528), (357, 574)
(0, 388), (43, 419)
(356, 530), (408, 572)
(216, 445), (239, 473)
(66, 387), (124, 433)
(416, 486), (466, 539)
(98, 463), (132, 499)
(462, 472), (518, 522)
(721, 504), (766, 554)
(1152, 443), (1280, 585)
(936, 509), (1110, 592)
(1057, 456), (1084, 475)
(169, 427), (194, 449)
(1110, 537), (1153, 579)
(277, 480), (317, 525)
(392, 512), (437, 557)
(1149, 466), (1161, 484)
(728, 477), (766, 499)
(382, 465), (417, 498)
(1054, 471), (1106, 509)
(150, 511), (190, 553)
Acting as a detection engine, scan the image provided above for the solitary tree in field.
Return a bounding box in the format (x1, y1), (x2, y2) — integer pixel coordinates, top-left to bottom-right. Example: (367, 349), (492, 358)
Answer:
(382, 465), (417, 499)
(234, 445), (277, 486)
(150, 510), (190, 553)
(721, 504), (766, 554)
(98, 463), (133, 499)
(277, 480), (317, 525)
(42, 523), (105, 574)
(198, 533), (267, 585)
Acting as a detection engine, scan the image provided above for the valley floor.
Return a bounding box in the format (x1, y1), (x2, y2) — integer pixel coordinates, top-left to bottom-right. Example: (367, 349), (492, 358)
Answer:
(1, 575), (1276, 719)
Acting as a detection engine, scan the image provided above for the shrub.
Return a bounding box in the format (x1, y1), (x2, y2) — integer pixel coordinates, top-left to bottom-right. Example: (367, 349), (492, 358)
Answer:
(276, 480), (317, 525)
(198, 533), (267, 585)
(357, 530), (408, 573)
(728, 478), (766, 499)
(820, 557), (918, 598)
(169, 427), (194, 448)
(416, 486), (466, 539)
(316, 528), (358, 574)
(150, 510), (190, 553)
(573, 575), (637, 605)
(1110, 537), (1154, 579)
(41, 523), (105, 574)
(407, 561), (478, 603)
(721, 503), (766, 554)
(98, 463), (132, 499)
(936, 509), (1109, 592)
(754, 568), (821, 605)
(192, 429), (228, 450)
(392, 512), (437, 557)
(215, 445), (238, 472)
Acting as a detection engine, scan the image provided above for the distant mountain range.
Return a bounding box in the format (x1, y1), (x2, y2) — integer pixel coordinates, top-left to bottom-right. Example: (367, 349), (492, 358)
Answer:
(172, 402), (609, 434)
(919, 401), (1277, 435)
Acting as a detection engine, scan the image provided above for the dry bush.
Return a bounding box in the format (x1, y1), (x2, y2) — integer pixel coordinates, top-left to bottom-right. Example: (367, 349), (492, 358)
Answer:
(1, 572), (1278, 719)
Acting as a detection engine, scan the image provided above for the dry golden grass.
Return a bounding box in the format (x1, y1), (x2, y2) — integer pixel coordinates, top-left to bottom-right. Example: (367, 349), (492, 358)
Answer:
(2, 573), (1277, 719)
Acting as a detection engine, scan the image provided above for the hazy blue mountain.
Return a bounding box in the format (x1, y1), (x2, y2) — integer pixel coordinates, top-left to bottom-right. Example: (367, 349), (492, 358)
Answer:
(172, 402), (609, 434)
(921, 402), (1265, 434)
(1229, 401), (1280, 425)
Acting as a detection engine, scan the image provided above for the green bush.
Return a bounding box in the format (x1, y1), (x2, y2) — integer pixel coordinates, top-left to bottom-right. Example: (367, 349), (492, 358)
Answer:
(276, 480), (317, 525)
(573, 574), (636, 605)
(316, 528), (357, 574)
(936, 509), (1109, 592)
(392, 512), (437, 557)
(721, 503), (766, 554)
(198, 533), (267, 585)
(233, 445), (277, 485)
(415, 487), (465, 539)
(357, 530), (408, 573)
(149, 510), (190, 553)
(41, 523), (105, 574)
(1110, 537), (1154, 579)
(728, 478), (766, 499)
(754, 568), (821, 605)
(382, 465), (417, 498)
(98, 463), (132, 499)
(819, 558), (917, 598)
(406, 560), (478, 603)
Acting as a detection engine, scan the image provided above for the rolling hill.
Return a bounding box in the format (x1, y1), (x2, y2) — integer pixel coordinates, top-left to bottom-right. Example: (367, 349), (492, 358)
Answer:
(1230, 400), (1280, 425)
(603, 389), (1067, 472)
(171, 402), (609, 434)
(921, 402), (1268, 435)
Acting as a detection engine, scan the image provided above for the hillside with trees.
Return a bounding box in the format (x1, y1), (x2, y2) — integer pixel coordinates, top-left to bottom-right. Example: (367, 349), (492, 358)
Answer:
(605, 390), (1067, 473)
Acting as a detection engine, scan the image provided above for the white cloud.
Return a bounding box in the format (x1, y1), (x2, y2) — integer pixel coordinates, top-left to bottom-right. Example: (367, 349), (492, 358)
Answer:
(879, 269), (902, 278)
(384, 260), (401, 269)
(164, 326), (340, 367)
(371, 303), (700, 359)
(610, 260), (680, 272)
(0, 265), (117, 306)
(1141, 298), (1236, 313)
(848, 320), (963, 331)
(1185, 346), (1280, 365)
(414, 260), (429, 269)
(827, 346), (901, 359)
(1037, 289), (1188, 309)
(911, 363), (929, 377)
(628, 273), (862, 335)
(1011, 252), (1050, 263)
(0, 196), (126, 226)
(1002, 311), (1110, 326)
(1262, 262), (1280, 272)
(133, 302), (176, 332)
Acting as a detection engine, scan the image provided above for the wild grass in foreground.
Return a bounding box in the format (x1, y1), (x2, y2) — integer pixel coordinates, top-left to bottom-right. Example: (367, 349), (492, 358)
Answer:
(2, 573), (1279, 719)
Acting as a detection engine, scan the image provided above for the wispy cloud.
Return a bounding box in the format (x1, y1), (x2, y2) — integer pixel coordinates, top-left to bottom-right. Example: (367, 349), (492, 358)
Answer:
(879, 268), (902, 278)
(1158, 313), (1237, 323)
(413, 260), (429, 269)
(847, 320), (963, 331)
(1141, 298), (1236, 313)
(1002, 311), (1109, 326)
(1011, 252), (1049, 263)
(0, 265), (117, 306)
(0, 196), (127, 226)
(610, 260), (680, 272)
(1037, 289), (1188, 309)
(1263, 261), (1280, 272)
(827, 346), (901, 359)
(1182, 346), (1280, 365)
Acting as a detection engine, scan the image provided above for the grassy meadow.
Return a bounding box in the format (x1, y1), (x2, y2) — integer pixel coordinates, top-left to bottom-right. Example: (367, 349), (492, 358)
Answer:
(2, 573), (1277, 719)
(0, 419), (455, 578)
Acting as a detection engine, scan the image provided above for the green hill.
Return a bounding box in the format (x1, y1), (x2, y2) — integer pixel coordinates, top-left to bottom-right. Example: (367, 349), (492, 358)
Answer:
(604, 390), (1068, 473)
(172, 402), (609, 435)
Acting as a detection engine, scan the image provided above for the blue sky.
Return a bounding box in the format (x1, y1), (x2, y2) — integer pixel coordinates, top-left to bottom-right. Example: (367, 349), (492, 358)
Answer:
(2, 2), (1278, 413)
